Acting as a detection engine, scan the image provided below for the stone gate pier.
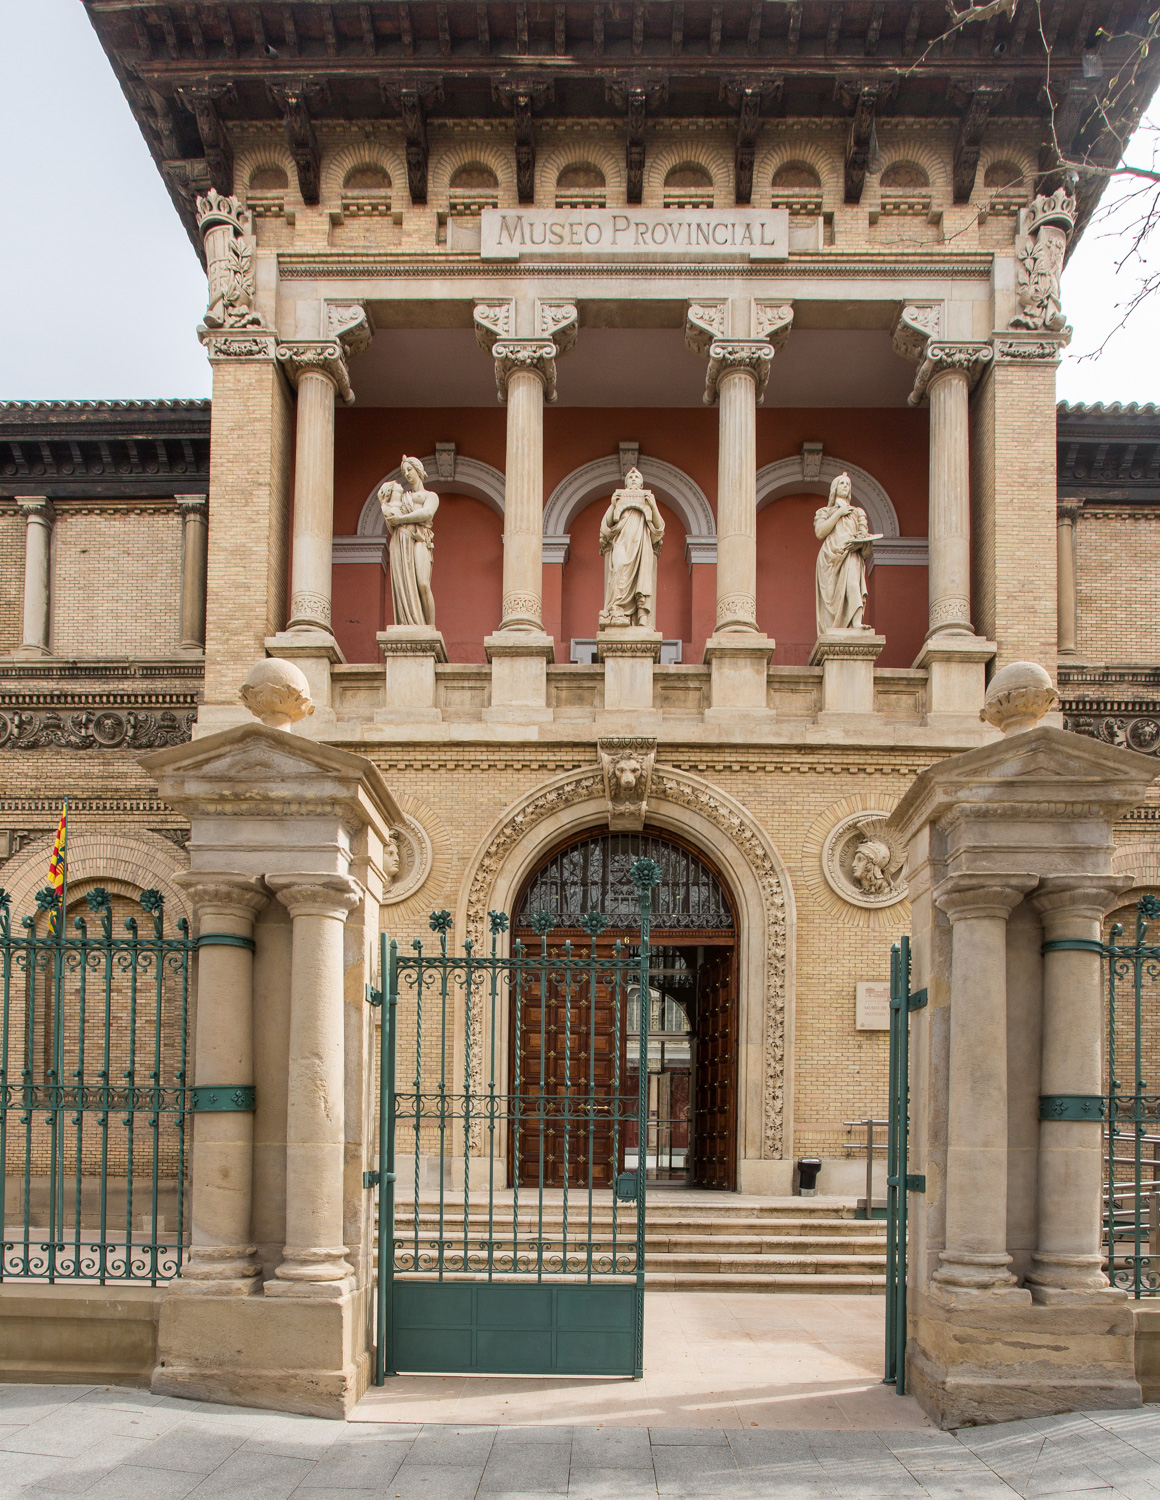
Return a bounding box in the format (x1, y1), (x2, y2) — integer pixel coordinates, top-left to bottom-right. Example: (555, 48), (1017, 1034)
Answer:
(141, 687), (400, 1418)
(888, 664), (1159, 1428)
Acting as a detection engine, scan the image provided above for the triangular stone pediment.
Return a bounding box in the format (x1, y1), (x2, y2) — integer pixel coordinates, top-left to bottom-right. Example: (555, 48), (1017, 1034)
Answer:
(891, 726), (1159, 846)
(140, 722), (402, 829)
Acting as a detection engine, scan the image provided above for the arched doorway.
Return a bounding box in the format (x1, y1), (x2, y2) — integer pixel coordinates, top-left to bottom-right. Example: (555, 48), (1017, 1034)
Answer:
(512, 828), (738, 1190)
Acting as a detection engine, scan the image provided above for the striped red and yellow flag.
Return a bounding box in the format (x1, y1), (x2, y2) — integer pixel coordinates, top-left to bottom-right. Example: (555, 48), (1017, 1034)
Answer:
(46, 800), (66, 934)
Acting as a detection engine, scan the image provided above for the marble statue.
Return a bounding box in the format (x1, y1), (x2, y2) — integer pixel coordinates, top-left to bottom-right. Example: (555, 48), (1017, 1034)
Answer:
(1011, 185), (1076, 333)
(378, 456), (439, 628)
(813, 472), (877, 634)
(598, 468), (665, 629)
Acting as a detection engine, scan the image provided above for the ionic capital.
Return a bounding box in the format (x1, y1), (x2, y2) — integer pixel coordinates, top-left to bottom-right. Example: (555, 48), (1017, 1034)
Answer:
(1057, 498), (1082, 525)
(491, 339), (560, 402)
(17, 497), (54, 528)
(175, 494), (208, 520)
(703, 340), (776, 405)
(268, 873), (361, 921)
(1032, 873), (1134, 930)
(934, 871), (1039, 923)
(276, 340), (354, 404)
(908, 342), (994, 407)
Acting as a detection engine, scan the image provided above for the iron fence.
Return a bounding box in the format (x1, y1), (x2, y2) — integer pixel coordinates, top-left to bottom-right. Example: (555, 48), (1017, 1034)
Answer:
(0, 885), (192, 1284)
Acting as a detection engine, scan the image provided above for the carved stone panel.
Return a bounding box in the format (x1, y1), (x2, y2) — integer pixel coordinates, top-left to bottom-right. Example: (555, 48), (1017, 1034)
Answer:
(599, 736), (657, 831)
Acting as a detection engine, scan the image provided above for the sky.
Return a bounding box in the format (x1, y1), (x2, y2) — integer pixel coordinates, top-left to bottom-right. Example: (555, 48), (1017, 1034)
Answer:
(0, 0), (1158, 407)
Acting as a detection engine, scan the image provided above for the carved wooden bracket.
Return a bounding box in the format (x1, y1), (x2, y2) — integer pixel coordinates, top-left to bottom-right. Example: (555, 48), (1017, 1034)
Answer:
(176, 82), (236, 196)
(836, 78), (896, 204)
(950, 80), (1008, 202)
(721, 78), (782, 206)
(606, 78), (667, 205)
(380, 78), (444, 205)
(493, 80), (553, 205)
(268, 82), (325, 204)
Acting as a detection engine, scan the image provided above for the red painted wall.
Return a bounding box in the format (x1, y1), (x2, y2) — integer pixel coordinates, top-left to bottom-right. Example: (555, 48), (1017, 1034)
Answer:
(330, 407), (930, 667)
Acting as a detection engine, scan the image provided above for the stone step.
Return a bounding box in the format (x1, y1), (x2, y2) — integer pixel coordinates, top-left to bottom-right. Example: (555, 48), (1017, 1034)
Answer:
(644, 1272), (887, 1293)
(646, 1252), (886, 1273)
(387, 1230), (885, 1255)
(394, 1215), (880, 1237)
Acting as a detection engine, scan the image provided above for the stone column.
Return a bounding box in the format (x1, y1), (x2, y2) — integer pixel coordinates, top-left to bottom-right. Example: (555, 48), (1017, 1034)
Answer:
(907, 343), (996, 716)
(1057, 501), (1080, 656)
(172, 874), (267, 1292)
(925, 362), (975, 638)
(266, 873), (360, 1295)
(276, 342), (353, 635)
(16, 498), (54, 658)
(933, 872), (1038, 1298)
(712, 351), (768, 634)
(496, 347), (553, 633)
(177, 495), (208, 650)
(1028, 875), (1132, 1302)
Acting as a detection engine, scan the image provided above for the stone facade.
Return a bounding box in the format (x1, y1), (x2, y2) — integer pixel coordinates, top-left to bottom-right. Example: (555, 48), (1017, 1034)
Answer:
(3, 0), (1160, 1424)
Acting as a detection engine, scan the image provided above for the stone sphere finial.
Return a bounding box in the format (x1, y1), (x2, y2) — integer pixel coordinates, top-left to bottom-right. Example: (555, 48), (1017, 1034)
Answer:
(980, 661), (1060, 735)
(239, 658), (315, 731)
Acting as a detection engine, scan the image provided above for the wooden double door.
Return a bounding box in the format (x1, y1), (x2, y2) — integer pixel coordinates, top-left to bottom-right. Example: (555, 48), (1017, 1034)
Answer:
(509, 937), (737, 1190)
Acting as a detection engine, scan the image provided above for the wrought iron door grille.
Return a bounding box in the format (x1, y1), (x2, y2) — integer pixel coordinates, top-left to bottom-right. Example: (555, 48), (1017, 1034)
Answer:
(370, 858), (662, 1381)
(0, 886), (192, 1284)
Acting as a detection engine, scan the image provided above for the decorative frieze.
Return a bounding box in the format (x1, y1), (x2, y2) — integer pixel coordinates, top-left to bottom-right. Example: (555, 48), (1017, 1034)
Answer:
(1064, 703), (1160, 756)
(0, 706), (196, 750)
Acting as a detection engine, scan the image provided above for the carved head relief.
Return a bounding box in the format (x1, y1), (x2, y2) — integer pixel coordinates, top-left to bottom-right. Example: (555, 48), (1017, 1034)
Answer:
(383, 831), (401, 881)
(611, 756), (644, 800)
(822, 813), (907, 910)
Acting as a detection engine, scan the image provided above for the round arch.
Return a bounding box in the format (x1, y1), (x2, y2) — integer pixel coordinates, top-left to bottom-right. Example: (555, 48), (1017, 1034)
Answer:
(357, 454), (507, 534)
(0, 830), (191, 926)
(456, 765), (795, 1182)
(755, 455), (900, 537)
(543, 455), (716, 561)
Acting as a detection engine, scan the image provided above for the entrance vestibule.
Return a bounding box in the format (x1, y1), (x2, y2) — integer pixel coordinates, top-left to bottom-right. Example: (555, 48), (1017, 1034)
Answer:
(511, 828), (739, 1191)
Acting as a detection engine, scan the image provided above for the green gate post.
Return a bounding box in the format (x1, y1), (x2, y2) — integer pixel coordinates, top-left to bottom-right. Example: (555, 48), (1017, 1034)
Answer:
(630, 857), (662, 1381)
(373, 934), (398, 1384)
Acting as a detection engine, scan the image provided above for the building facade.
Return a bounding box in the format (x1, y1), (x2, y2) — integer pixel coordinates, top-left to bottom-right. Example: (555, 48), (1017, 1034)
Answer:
(2, 0), (1160, 1420)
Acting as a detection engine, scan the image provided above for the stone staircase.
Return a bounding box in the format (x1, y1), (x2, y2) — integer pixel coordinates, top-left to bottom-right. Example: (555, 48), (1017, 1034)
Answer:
(389, 1192), (887, 1293)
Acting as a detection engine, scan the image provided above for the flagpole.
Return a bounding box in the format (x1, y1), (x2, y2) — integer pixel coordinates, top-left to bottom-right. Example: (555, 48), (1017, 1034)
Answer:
(59, 796), (67, 943)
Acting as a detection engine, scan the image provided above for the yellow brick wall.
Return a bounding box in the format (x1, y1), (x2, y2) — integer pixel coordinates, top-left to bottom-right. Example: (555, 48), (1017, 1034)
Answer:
(1075, 510), (1160, 664)
(51, 511), (183, 658)
(971, 358), (1059, 673)
(0, 512), (23, 652)
(203, 357), (292, 704)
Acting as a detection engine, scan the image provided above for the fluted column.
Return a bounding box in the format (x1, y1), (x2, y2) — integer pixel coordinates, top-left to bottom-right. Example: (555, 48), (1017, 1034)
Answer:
(712, 352), (768, 634)
(177, 495), (208, 650)
(173, 874), (267, 1292)
(266, 873), (360, 1295)
(933, 872), (1038, 1297)
(1057, 501), (1080, 656)
(16, 498), (54, 657)
(1029, 875), (1132, 1302)
(276, 342), (353, 635)
(495, 345), (555, 632)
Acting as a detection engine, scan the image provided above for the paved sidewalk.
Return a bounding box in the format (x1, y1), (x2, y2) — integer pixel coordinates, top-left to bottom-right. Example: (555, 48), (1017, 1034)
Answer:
(2, 1384), (1160, 1499)
(354, 1292), (927, 1429)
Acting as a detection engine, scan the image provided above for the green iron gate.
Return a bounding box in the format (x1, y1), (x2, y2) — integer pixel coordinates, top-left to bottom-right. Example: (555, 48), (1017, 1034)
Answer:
(884, 935), (926, 1395)
(369, 857), (662, 1381)
(0, 885), (193, 1284)
(1105, 894), (1160, 1296)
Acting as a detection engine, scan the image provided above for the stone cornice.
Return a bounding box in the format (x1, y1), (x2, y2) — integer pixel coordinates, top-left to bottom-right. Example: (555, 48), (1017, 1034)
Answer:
(277, 256), (995, 282)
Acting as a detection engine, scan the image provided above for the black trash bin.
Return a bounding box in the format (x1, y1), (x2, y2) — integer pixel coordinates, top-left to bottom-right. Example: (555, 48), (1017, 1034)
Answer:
(797, 1157), (822, 1197)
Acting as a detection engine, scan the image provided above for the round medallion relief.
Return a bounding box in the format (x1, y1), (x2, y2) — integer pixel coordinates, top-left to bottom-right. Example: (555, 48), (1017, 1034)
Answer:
(821, 812), (908, 910)
(382, 813), (435, 905)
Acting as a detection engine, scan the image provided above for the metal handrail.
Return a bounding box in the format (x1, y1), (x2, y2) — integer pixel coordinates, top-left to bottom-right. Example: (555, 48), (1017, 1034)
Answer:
(844, 1118), (888, 1210)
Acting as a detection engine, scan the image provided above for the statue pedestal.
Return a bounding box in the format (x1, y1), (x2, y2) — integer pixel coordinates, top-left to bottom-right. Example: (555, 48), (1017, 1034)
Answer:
(597, 628), (662, 716)
(914, 634), (996, 722)
(483, 630), (555, 723)
(265, 629), (345, 729)
(703, 632), (775, 718)
(376, 626), (447, 723)
(810, 629), (885, 717)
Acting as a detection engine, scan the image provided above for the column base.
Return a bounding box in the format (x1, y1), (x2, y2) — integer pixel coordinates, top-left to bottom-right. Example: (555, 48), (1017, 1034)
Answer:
(914, 633), (996, 720)
(10, 645), (51, 660)
(809, 629), (884, 716)
(932, 1250), (1026, 1303)
(484, 630), (555, 721)
(376, 625), (447, 723)
(170, 1245), (262, 1295)
(266, 630), (345, 721)
(152, 1283), (369, 1418)
(703, 632), (774, 716)
(597, 628), (661, 713)
(1027, 1253), (1126, 1305)
(909, 1287), (1140, 1429)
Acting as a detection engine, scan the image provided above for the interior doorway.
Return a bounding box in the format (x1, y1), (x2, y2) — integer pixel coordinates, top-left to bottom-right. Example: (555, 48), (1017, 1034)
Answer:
(511, 829), (738, 1190)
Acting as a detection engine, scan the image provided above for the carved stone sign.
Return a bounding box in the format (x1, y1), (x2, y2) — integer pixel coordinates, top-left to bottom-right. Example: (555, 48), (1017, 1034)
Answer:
(856, 981), (891, 1031)
(481, 208), (789, 261)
